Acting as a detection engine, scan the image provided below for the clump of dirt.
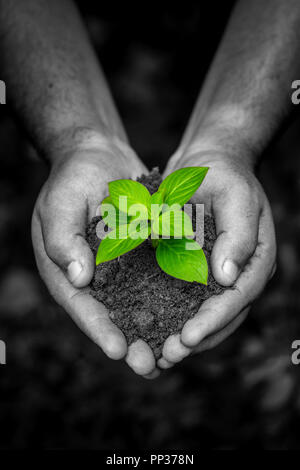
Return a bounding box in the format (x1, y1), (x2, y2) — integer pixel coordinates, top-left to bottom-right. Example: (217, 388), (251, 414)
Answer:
(86, 168), (224, 359)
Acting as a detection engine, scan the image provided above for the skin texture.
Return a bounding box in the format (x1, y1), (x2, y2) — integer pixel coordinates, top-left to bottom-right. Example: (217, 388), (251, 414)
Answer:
(1, 0), (300, 377)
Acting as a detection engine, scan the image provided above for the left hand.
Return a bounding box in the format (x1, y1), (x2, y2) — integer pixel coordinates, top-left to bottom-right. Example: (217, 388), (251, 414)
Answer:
(157, 148), (277, 370)
(31, 135), (159, 378)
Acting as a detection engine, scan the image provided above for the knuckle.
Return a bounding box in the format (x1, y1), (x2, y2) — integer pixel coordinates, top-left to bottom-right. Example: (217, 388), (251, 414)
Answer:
(235, 237), (257, 262)
(44, 236), (61, 259)
(236, 180), (253, 199)
(39, 190), (58, 216)
(231, 173), (261, 206)
(240, 185), (260, 209)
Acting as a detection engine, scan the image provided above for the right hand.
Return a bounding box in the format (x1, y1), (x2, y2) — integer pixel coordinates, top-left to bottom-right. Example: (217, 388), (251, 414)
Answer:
(158, 147), (277, 369)
(32, 135), (159, 378)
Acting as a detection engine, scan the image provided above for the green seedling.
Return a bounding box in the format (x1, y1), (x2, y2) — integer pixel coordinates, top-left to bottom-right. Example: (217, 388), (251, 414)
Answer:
(96, 167), (209, 284)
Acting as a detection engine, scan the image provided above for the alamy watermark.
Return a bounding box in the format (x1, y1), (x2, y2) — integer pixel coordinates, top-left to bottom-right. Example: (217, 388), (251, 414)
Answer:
(0, 340), (6, 365)
(96, 199), (205, 249)
(0, 80), (6, 104)
(291, 340), (300, 365)
(291, 80), (300, 105)
(1, 83), (7, 364)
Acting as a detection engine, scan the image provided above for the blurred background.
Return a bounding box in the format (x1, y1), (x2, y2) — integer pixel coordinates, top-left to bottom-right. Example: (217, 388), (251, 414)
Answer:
(0, 1), (300, 449)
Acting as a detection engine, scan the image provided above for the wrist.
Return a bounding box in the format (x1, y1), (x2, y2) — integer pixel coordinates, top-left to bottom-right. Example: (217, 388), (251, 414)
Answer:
(45, 126), (132, 167)
(178, 106), (262, 172)
(45, 126), (146, 180)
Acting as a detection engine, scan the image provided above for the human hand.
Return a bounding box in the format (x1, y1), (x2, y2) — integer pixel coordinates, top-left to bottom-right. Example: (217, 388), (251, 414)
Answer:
(32, 134), (159, 378)
(158, 148), (277, 369)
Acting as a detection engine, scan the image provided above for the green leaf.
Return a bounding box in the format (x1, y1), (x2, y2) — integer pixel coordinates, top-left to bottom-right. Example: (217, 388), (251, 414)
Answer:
(152, 210), (194, 238)
(109, 179), (151, 215)
(96, 223), (150, 264)
(155, 238), (208, 284)
(101, 195), (112, 207)
(127, 203), (149, 222)
(150, 190), (165, 220)
(150, 190), (165, 205)
(158, 167), (209, 207)
(100, 196), (129, 229)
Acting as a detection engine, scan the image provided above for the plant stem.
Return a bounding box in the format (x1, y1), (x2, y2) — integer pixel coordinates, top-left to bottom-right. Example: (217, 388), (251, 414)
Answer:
(151, 238), (159, 249)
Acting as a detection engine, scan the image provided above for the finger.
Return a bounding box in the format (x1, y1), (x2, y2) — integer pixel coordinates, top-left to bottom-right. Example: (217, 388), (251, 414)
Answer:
(125, 340), (156, 376)
(161, 311), (248, 363)
(157, 357), (174, 369)
(192, 307), (249, 354)
(162, 334), (191, 363)
(32, 214), (127, 360)
(211, 183), (260, 286)
(143, 369), (161, 380)
(181, 203), (276, 348)
(37, 190), (94, 288)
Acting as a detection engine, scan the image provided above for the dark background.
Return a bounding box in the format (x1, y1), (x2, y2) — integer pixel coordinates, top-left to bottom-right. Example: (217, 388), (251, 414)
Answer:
(0, 1), (300, 449)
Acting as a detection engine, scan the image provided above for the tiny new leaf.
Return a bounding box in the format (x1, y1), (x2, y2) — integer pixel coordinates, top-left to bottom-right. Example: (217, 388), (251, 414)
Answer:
(150, 191), (165, 206)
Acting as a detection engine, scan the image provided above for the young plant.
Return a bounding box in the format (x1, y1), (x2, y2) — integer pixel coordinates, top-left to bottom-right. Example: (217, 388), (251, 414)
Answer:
(96, 167), (209, 284)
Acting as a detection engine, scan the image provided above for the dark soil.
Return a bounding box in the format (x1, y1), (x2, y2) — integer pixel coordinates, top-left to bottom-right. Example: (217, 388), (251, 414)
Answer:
(86, 168), (225, 358)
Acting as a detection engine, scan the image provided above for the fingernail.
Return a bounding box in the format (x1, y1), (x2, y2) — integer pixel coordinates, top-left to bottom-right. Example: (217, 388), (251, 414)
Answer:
(222, 259), (239, 283)
(67, 261), (83, 283)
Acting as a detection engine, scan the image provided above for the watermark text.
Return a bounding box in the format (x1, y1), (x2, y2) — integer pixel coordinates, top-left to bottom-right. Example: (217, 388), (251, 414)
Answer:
(0, 340), (6, 365)
(0, 80), (6, 104)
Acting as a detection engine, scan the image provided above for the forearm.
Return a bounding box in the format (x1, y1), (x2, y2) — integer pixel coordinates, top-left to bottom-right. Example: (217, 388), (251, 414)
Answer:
(179, 0), (300, 166)
(0, 0), (127, 161)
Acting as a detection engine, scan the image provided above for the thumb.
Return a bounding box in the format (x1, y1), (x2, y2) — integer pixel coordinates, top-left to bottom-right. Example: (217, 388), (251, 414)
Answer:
(211, 189), (259, 286)
(39, 197), (95, 288)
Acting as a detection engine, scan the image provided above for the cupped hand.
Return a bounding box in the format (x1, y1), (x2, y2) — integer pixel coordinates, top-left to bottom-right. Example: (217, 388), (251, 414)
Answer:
(158, 149), (277, 369)
(32, 135), (159, 378)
